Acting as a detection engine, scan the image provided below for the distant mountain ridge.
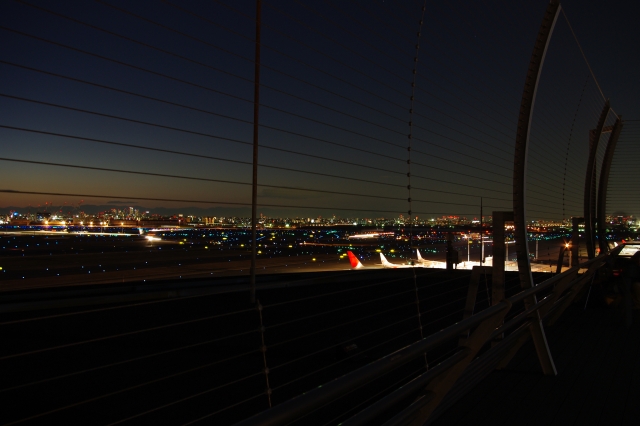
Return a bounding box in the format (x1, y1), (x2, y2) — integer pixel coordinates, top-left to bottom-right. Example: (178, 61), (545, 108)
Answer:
(1, 204), (252, 217)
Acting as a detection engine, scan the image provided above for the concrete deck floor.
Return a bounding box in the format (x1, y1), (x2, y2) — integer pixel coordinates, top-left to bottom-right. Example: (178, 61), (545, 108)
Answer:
(431, 301), (640, 426)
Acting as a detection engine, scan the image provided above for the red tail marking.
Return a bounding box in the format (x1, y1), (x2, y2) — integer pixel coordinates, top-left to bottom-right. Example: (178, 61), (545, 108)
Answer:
(347, 251), (360, 268)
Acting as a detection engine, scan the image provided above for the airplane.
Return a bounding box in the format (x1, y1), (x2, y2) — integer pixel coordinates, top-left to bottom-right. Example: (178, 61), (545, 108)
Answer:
(347, 250), (421, 269)
(379, 252), (418, 268)
(347, 250), (365, 269)
(416, 249), (428, 264)
(414, 249), (447, 268)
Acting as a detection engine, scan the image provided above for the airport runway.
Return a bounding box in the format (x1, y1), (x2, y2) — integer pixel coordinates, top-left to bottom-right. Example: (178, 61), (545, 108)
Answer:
(0, 230), (580, 293)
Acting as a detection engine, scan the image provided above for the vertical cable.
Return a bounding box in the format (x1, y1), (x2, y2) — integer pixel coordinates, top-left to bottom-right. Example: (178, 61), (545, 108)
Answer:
(561, 75), (589, 222)
(408, 0), (428, 370)
(560, 9), (608, 106)
(257, 300), (272, 407)
(480, 196), (484, 264)
(250, 0), (262, 303)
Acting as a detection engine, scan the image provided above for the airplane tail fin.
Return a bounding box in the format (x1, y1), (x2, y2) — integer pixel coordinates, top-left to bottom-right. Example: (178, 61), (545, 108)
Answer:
(380, 253), (394, 268)
(416, 249), (424, 262)
(347, 251), (364, 269)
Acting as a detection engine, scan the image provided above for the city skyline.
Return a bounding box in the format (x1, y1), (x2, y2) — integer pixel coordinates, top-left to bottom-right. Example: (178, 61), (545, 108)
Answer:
(3, 200), (636, 228)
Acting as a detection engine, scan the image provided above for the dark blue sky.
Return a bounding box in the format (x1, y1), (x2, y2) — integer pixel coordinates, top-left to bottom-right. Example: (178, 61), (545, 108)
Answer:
(1, 1), (638, 219)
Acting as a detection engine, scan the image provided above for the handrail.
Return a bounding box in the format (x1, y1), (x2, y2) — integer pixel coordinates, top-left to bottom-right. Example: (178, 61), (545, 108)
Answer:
(340, 350), (469, 426)
(509, 254), (607, 305)
(489, 295), (552, 341)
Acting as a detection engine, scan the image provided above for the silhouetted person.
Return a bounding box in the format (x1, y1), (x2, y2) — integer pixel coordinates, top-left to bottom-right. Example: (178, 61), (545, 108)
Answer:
(624, 251), (640, 311)
(446, 239), (458, 272)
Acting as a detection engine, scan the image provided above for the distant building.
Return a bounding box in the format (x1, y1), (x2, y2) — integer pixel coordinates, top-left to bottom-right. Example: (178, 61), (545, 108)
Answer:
(109, 219), (138, 227)
(138, 219), (181, 227)
(36, 212), (51, 222)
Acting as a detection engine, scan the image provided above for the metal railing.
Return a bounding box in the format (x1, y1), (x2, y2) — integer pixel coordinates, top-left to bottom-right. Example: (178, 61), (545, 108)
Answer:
(237, 251), (613, 425)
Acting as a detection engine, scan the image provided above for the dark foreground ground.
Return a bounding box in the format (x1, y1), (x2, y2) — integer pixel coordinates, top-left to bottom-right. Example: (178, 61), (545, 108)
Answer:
(2, 268), (506, 425)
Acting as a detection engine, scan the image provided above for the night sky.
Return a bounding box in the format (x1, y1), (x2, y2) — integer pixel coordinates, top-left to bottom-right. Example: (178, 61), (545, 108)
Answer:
(1, 0), (638, 219)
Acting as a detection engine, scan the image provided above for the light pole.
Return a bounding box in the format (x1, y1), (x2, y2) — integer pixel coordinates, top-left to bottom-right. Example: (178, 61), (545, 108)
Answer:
(506, 239), (509, 267)
(480, 196), (483, 264)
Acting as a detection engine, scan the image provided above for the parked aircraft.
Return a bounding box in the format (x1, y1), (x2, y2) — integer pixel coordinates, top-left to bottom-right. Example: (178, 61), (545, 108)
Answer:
(347, 250), (421, 269)
(347, 251), (365, 269)
(379, 253), (417, 268)
(416, 249), (428, 264)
